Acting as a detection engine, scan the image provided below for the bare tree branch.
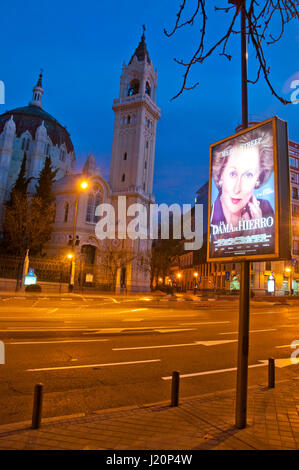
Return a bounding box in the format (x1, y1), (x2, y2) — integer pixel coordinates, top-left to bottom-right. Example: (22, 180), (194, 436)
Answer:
(165, 0), (299, 103)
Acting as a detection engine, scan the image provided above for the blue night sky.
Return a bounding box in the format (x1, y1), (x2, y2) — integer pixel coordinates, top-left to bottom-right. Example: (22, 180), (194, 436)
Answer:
(1, 1), (298, 206)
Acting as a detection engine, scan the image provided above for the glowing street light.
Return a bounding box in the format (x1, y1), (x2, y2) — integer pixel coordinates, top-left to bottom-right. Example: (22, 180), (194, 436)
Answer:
(69, 179), (89, 292)
(80, 181), (88, 190)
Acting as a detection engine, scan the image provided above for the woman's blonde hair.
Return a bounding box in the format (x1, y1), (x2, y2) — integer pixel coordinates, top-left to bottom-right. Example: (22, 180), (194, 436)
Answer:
(212, 125), (274, 190)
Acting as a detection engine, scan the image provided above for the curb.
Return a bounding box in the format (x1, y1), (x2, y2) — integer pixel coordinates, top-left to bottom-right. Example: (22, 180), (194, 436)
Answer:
(1, 379), (292, 436)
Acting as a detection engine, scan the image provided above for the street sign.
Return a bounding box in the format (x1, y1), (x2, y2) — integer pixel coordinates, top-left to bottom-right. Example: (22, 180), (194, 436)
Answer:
(28, 268), (34, 276)
(24, 275), (37, 286)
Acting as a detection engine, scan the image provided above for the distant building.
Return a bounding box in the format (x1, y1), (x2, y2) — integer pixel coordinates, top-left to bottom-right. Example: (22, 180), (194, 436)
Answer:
(0, 31), (161, 292)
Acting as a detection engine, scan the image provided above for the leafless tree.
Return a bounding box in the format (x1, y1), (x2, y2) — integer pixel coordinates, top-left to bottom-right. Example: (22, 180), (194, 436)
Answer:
(89, 236), (141, 292)
(164, 0), (298, 103)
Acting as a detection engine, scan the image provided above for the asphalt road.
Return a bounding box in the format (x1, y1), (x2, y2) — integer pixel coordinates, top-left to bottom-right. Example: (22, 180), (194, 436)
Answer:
(0, 293), (299, 425)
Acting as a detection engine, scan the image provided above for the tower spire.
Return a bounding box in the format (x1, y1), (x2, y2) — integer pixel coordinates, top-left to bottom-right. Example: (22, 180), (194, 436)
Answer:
(29, 69), (44, 108)
(129, 26), (150, 64)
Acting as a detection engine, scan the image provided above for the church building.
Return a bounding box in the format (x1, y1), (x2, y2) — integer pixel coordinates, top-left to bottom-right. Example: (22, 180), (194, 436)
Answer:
(0, 31), (161, 292)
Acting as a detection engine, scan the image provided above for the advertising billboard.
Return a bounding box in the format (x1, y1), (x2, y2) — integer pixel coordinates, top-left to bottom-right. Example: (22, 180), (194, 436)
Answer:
(207, 117), (291, 262)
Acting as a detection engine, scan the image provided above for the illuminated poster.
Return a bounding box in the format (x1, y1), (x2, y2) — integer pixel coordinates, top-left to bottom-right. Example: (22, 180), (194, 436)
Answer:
(207, 118), (291, 261)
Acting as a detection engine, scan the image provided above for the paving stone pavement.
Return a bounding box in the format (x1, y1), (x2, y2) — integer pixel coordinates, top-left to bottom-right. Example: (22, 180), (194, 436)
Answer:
(0, 378), (299, 450)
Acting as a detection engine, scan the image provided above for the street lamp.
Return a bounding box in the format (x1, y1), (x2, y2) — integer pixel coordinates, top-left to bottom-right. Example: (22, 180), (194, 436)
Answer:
(68, 179), (89, 292)
(285, 266), (292, 295)
(193, 271), (198, 294)
(177, 272), (182, 292)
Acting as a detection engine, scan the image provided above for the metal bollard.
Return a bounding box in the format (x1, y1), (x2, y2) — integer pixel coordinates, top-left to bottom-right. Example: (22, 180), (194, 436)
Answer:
(32, 383), (43, 429)
(171, 371), (180, 407)
(268, 358), (275, 388)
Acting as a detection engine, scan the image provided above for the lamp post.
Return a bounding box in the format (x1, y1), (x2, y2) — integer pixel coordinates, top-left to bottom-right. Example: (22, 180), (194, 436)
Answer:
(193, 271), (198, 295)
(285, 266), (292, 295)
(177, 272), (182, 293)
(68, 180), (88, 292)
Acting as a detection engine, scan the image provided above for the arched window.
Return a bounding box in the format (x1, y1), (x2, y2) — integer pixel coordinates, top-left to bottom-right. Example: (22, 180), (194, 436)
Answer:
(21, 136), (31, 151)
(127, 79), (139, 96)
(127, 115), (131, 124)
(123, 152), (127, 161)
(86, 186), (102, 223)
(60, 149), (66, 161)
(45, 143), (50, 156)
(86, 193), (94, 223)
(64, 202), (69, 223)
(93, 191), (101, 223)
(81, 244), (96, 265)
(122, 174), (125, 182)
(145, 81), (151, 96)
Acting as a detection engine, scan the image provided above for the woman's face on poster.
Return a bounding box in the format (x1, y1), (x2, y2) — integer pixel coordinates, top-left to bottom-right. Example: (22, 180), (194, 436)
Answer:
(219, 146), (260, 215)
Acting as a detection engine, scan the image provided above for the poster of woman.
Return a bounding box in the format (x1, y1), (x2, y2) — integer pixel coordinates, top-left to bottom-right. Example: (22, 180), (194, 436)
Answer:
(208, 121), (277, 259)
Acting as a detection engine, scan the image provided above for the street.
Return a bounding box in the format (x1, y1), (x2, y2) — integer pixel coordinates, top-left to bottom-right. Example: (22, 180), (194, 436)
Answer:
(0, 294), (299, 426)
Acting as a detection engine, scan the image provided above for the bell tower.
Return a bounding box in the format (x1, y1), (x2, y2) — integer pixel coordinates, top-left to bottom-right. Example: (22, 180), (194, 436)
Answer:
(110, 27), (161, 201)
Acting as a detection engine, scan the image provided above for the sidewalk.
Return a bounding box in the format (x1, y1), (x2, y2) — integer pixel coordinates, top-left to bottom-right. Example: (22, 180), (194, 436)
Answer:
(0, 378), (299, 450)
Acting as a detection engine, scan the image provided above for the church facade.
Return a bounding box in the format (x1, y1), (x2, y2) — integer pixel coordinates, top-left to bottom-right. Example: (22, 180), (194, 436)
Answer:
(0, 32), (161, 292)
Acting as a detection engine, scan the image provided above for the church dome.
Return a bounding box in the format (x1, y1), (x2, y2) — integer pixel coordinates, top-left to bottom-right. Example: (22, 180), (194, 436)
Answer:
(0, 105), (74, 153)
(0, 72), (74, 153)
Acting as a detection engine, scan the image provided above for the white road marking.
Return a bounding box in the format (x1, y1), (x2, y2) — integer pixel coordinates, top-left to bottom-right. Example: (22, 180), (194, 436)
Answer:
(131, 308), (148, 312)
(180, 321), (230, 326)
(272, 358), (299, 368)
(275, 344), (292, 349)
(219, 329), (276, 335)
(27, 358), (160, 372)
(48, 308), (58, 314)
(162, 361), (269, 380)
(113, 339), (237, 351)
(156, 328), (196, 333)
(8, 339), (109, 345)
(0, 327), (91, 332)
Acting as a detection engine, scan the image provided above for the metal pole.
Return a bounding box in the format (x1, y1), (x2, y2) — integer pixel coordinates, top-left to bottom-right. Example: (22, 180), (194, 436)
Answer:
(235, 0), (251, 430)
(69, 196), (79, 292)
(32, 383), (43, 429)
(268, 358), (275, 388)
(171, 371), (180, 407)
